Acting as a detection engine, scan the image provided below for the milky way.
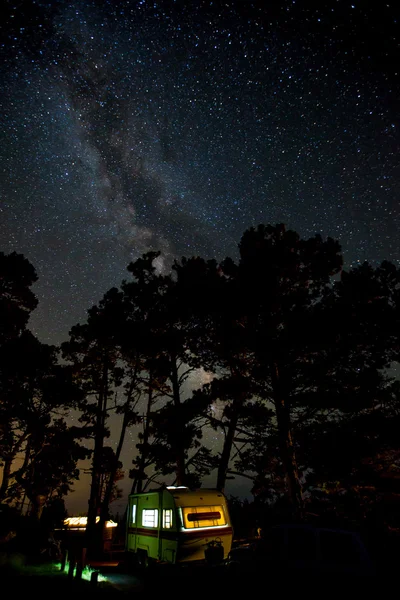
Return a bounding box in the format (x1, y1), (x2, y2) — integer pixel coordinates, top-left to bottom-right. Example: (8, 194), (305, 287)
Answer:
(1, 0), (399, 347)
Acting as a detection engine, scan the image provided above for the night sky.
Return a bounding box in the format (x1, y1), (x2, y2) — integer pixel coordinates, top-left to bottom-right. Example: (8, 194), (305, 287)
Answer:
(1, 0), (399, 512)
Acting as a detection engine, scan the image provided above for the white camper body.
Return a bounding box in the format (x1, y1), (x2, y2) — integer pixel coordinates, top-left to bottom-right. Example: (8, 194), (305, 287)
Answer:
(126, 487), (233, 565)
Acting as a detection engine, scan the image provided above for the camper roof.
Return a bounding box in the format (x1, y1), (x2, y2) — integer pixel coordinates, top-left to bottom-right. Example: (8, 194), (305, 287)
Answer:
(129, 487), (227, 502)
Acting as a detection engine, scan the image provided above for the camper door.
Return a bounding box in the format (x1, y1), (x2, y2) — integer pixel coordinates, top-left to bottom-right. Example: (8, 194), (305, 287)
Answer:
(128, 497), (138, 551)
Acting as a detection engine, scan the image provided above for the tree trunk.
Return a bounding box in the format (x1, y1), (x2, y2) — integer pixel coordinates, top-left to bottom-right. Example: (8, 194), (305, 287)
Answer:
(271, 360), (304, 519)
(131, 380), (153, 495)
(170, 355), (186, 486)
(0, 457), (12, 501)
(100, 400), (131, 527)
(216, 395), (242, 492)
(0, 433), (29, 501)
(28, 494), (46, 520)
(86, 358), (108, 555)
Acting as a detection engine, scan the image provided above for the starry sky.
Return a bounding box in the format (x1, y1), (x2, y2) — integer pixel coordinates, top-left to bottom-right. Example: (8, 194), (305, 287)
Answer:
(1, 0), (400, 512)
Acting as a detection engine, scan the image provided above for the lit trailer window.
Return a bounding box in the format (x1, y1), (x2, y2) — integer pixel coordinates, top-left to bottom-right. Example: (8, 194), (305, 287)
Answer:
(181, 506), (227, 529)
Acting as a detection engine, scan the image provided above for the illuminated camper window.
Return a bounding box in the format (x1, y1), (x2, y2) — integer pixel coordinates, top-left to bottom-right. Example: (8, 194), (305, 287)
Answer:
(182, 505), (226, 529)
(132, 504), (137, 524)
(142, 509), (158, 527)
(163, 509), (173, 529)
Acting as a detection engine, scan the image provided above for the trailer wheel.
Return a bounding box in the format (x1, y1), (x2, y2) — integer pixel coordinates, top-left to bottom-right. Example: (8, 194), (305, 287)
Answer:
(124, 551), (139, 572)
(137, 550), (150, 569)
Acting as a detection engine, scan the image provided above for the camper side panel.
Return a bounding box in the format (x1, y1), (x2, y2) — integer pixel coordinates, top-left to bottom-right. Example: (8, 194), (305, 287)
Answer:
(126, 491), (180, 564)
(126, 493), (160, 559)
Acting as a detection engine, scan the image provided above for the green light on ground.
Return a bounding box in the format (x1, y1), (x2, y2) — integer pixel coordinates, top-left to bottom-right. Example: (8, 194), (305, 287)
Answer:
(82, 565), (108, 583)
(64, 562), (107, 583)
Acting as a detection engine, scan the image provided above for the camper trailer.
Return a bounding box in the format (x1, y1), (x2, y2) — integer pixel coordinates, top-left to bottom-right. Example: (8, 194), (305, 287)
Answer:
(126, 487), (233, 566)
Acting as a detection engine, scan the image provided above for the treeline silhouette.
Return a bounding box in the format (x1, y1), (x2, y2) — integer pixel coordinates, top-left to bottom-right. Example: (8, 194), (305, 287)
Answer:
(1, 223), (399, 555)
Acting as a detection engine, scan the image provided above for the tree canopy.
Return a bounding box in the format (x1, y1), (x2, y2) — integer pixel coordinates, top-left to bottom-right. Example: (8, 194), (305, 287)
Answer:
(1, 224), (399, 543)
